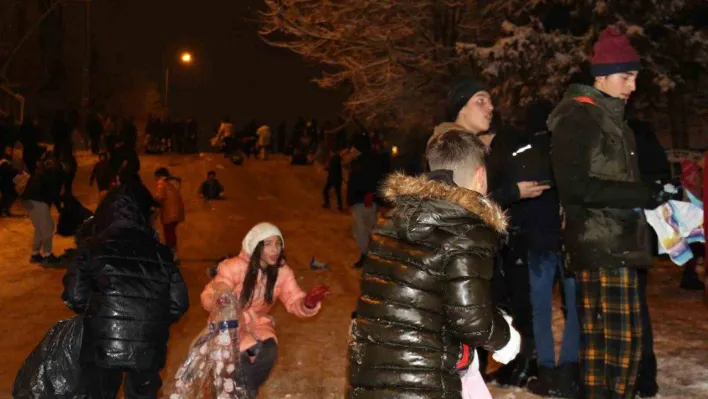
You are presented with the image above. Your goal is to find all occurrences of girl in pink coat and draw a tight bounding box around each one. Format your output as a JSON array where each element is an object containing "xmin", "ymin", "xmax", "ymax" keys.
[{"xmin": 201, "ymin": 222, "xmax": 329, "ymax": 397}]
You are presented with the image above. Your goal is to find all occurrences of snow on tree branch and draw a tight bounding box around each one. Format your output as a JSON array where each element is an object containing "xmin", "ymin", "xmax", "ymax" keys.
[{"xmin": 259, "ymin": 0, "xmax": 500, "ymax": 128}]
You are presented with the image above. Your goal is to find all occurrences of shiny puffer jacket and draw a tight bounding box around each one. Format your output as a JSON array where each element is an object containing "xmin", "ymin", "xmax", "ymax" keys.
[
  {"xmin": 349, "ymin": 171, "xmax": 511, "ymax": 399},
  {"xmin": 62, "ymin": 183, "xmax": 189, "ymax": 370}
]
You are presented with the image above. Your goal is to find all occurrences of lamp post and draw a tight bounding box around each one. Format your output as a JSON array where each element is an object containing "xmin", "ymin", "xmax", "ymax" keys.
[{"xmin": 164, "ymin": 51, "xmax": 193, "ymax": 115}]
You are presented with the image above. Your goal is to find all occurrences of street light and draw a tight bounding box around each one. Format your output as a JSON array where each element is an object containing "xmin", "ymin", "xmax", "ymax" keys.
[{"xmin": 165, "ymin": 51, "xmax": 194, "ymax": 114}]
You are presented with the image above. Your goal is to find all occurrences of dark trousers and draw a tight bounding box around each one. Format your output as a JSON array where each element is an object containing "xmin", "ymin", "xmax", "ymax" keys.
[
  {"xmin": 240, "ymin": 338, "xmax": 278, "ymax": 398},
  {"xmin": 636, "ymin": 269, "xmax": 658, "ymax": 394},
  {"xmin": 498, "ymin": 233, "xmax": 534, "ymax": 345},
  {"xmin": 163, "ymin": 222, "xmax": 178, "ymax": 249},
  {"xmin": 322, "ymin": 179, "xmax": 342, "ymax": 209},
  {"xmin": 84, "ymin": 367, "xmax": 162, "ymax": 399},
  {"xmin": 0, "ymin": 190, "xmax": 17, "ymax": 212}
]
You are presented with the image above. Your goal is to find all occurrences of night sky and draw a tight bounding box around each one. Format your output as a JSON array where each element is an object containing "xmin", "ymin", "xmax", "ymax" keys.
[{"xmin": 91, "ymin": 0, "xmax": 346, "ymax": 130}]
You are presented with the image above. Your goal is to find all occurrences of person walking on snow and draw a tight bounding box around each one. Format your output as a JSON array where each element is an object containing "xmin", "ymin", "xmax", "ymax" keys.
[
  {"xmin": 62, "ymin": 178, "xmax": 189, "ymax": 399},
  {"xmin": 548, "ymin": 27, "xmax": 672, "ymax": 399},
  {"xmin": 346, "ymin": 133, "xmax": 383, "ymax": 268},
  {"xmin": 322, "ymin": 148, "xmax": 343, "ymax": 211},
  {"xmin": 201, "ymin": 222, "xmax": 329, "ymax": 397},
  {"xmin": 348, "ymin": 129, "xmax": 521, "ymax": 399},
  {"xmin": 21, "ymin": 151, "xmax": 63, "ymax": 265},
  {"xmin": 153, "ymin": 167, "xmax": 185, "ymax": 261}
]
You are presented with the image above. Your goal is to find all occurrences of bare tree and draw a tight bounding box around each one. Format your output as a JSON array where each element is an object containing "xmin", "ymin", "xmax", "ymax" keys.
[{"xmin": 259, "ymin": 0, "xmax": 500, "ymax": 129}]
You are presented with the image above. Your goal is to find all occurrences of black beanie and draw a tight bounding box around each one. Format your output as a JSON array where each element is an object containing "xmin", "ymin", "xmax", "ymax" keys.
[{"xmin": 445, "ymin": 77, "xmax": 489, "ymax": 122}]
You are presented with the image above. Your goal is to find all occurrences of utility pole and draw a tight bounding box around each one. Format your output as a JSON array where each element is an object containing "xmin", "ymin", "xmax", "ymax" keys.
[
  {"xmin": 81, "ymin": 0, "xmax": 90, "ymax": 131},
  {"xmin": 165, "ymin": 67, "xmax": 169, "ymax": 115}
]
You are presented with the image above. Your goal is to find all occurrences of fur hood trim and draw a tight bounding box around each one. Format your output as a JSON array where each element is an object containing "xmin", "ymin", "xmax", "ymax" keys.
[{"xmin": 382, "ymin": 172, "xmax": 507, "ymax": 233}]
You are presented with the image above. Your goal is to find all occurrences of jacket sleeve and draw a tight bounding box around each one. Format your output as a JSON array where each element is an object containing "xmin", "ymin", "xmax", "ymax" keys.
[
  {"xmin": 551, "ymin": 108, "xmax": 654, "ymax": 209},
  {"xmin": 278, "ymin": 266, "xmax": 320, "ymax": 317},
  {"xmin": 443, "ymin": 251, "xmax": 511, "ymax": 351},
  {"xmin": 200, "ymin": 258, "xmax": 243, "ymax": 313},
  {"xmin": 61, "ymin": 248, "xmax": 93, "ymax": 313},
  {"xmin": 489, "ymin": 184, "xmax": 520, "ymax": 208},
  {"xmin": 169, "ymin": 266, "xmax": 190, "ymax": 321}
]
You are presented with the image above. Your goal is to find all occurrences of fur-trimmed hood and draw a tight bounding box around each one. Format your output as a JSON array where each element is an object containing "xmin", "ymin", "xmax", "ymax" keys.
[{"xmin": 381, "ymin": 172, "xmax": 507, "ymax": 233}]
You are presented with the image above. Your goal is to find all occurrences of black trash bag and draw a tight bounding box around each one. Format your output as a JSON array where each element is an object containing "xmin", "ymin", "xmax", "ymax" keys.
[
  {"xmin": 56, "ymin": 196, "xmax": 93, "ymax": 237},
  {"xmin": 13, "ymin": 316, "xmax": 84, "ymax": 399}
]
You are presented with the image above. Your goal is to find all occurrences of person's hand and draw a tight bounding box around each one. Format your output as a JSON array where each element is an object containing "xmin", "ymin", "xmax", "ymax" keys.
[
  {"xmin": 304, "ymin": 284, "xmax": 330, "ymax": 309},
  {"xmin": 518, "ymin": 181, "xmax": 551, "ymax": 199},
  {"xmin": 215, "ymin": 293, "xmax": 232, "ymax": 309}
]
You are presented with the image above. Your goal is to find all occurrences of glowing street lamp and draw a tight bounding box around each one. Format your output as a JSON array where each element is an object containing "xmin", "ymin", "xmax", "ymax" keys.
[{"xmin": 166, "ymin": 51, "xmax": 195, "ymax": 113}]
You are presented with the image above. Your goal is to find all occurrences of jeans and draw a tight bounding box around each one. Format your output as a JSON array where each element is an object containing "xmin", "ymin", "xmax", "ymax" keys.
[
  {"xmin": 528, "ymin": 250, "xmax": 580, "ymax": 368},
  {"xmin": 241, "ymin": 338, "xmax": 278, "ymax": 397},
  {"xmin": 24, "ymin": 200, "xmax": 54, "ymax": 255},
  {"xmin": 351, "ymin": 203, "xmax": 378, "ymax": 254}
]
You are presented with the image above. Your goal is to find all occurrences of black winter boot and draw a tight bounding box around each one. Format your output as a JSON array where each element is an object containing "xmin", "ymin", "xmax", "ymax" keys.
[
  {"xmin": 527, "ymin": 366, "xmax": 555, "ymax": 397},
  {"xmin": 491, "ymin": 354, "xmax": 538, "ymax": 388},
  {"xmin": 635, "ymin": 355, "xmax": 659, "ymax": 398},
  {"xmin": 527, "ymin": 363, "xmax": 579, "ymax": 398}
]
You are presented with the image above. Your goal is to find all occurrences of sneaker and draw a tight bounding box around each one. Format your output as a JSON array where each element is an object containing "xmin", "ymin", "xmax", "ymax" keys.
[
  {"xmin": 43, "ymin": 254, "xmax": 61, "ymax": 264},
  {"xmin": 29, "ymin": 254, "xmax": 44, "ymax": 263}
]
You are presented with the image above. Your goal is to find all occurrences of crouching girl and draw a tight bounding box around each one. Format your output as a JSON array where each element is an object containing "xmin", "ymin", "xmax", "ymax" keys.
[{"xmin": 201, "ymin": 222, "xmax": 329, "ymax": 397}]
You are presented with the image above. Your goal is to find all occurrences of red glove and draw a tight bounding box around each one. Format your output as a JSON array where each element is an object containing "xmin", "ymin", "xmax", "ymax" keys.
[
  {"xmin": 304, "ymin": 284, "xmax": 330, "ymax": 309},
  {"xmin": 364, "ymin": 192, "xmax": 375, "ymax": 207}
]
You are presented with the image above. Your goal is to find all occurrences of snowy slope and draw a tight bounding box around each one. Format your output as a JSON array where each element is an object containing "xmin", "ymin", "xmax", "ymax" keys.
[{"xmin": 0, "ymin": 154, "xmax": 706, "ymax": 398}]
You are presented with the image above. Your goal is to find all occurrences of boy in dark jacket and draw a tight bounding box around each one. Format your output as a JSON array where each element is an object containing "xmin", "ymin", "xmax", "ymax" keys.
[
  {"xmin": 348, "ymin": 129, "xmax": 520, "ymax": 399},
  {"xmin": 549, "ymin": 28, "xmax": 671, "ymax": 399},
  {"xmin": 200, "ymin": 170, "xmax": 224, "ymax": 200},
  {"xmin": 89, "ymin": 152, "xmax": 114, "ymax": 202},
  {"xmin": 62, "ymin": 178, "xmax": 189, "ymax": 399}
]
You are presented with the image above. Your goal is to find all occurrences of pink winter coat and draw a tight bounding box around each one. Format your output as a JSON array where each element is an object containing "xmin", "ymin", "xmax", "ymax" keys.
[{"xmin": 200, "ymin": 252, "xmax": 320, "ymax": 352}]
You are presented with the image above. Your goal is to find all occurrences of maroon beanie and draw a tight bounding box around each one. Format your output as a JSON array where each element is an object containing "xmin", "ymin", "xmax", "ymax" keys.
[{"xmin": 591, "ymin": 27, "xmax": 642, "ymax": 77}]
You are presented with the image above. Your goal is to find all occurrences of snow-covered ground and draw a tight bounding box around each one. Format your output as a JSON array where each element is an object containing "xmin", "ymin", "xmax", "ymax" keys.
[{"xmin": 0, "ymin": 153, "xmax": 706, "ymax": 398}]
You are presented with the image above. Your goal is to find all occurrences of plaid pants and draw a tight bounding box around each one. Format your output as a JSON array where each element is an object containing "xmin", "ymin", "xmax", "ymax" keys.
[{"xmin": 577, "ymin": 267, "xmax": 643, "ymax": 399}]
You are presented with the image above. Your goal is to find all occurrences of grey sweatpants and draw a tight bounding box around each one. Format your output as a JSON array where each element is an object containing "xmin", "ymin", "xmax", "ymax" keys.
[
  {"xmin": 24, "ymin": 200, "xmax": 54, "ymax": 255},
  {"xmin": 351, "ymin": 203, "xmax": 378, "ymax": 254}
]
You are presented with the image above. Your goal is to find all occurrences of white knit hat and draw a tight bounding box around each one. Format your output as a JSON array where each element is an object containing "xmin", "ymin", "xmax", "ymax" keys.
[{"xmin": 242, "ymin": 222, "xmax": 284, "ymax": 256}]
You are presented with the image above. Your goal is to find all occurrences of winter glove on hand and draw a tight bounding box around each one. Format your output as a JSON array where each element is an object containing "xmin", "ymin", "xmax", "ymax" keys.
[
  {"xmin": 492, "ymin": 314, "xmax": 521, "ymax": 365},
  {"xmin": 304, "ymin": 284, "xmax": 330, "ymax": 309},
  {"xmin": 364, "ymin": 192, "xmax": 375, "ymax": 208},
  {"xmin": 646, "ymin": 182, "xmax": 673, "ymax": 209}
]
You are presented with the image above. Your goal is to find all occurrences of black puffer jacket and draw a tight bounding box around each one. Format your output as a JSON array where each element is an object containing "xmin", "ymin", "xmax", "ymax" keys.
[
  {"xmin": 548, "ymin": 85, "xmax": 656, "ymax": 271},
  {"xmin": 349, "ymin": 171, "xmax": 511, "ymax": 399},
  {"xmin": 62, "ymin": 182, "xmax": 189, "ymax": 370}
]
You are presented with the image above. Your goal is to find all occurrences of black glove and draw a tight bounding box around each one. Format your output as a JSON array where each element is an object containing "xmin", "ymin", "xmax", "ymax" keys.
[{"xmin": 645, "ymin": 182, "xmax": 673, "ymax": 209}]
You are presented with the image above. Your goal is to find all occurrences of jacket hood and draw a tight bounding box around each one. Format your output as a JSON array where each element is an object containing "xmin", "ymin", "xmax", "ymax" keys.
[
  {"xmin": 381, "ymin": 172, "xmax": 507, "ymax": 234},
  {"xmin": 429, "ymin": 122, "xmax": 471, "ymax": 146},
  {"xmin": 92, "ymin": 181, "xmax": 155, "ymax": 236}
]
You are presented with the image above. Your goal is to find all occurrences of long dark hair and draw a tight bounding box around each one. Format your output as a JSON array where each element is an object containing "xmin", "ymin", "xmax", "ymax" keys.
[{"xmin": 239, "ymin": 240, "xmax": 285, "ymax": 308}]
